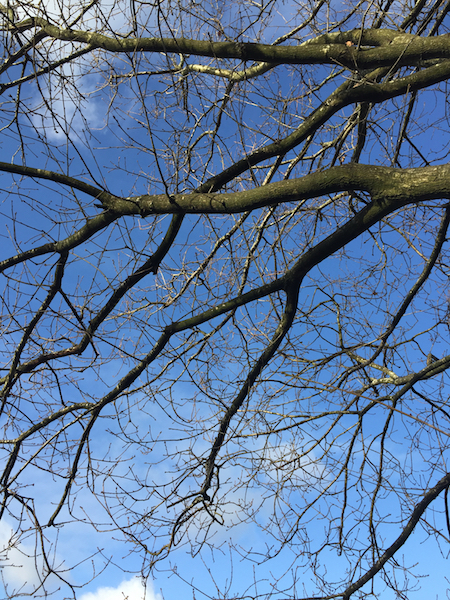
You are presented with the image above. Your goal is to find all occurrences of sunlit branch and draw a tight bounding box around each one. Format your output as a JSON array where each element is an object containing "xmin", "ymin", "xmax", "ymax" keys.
[{"xmin": 13, "ymin": 19, "xmax": 450, "ymax": 71}]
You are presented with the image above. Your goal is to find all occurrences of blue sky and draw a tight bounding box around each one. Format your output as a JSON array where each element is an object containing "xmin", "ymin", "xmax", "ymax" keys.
[{"xmin": 1, "ymin": 1, "xmax": 450, "ymax": 599}]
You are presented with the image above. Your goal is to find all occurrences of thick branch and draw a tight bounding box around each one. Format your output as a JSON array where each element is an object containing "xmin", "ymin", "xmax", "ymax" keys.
[
  {"xmin": 14, "ymin": 20, "xmax": 450, "ymax": 70},
  {"xmin": 104, "ymin": 163, "xmax": 450, "ymax": 214},
  {"xmin": 2, "ymin": 162, "xmax": 450, "ymax": 220}
]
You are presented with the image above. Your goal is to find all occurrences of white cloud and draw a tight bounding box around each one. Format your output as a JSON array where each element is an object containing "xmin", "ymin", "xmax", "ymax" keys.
[
  {"xmin": 0, "ymin": 520, "xmax": 163, "ymax": 600},
  {"xmin": 0, "ymin": 520, "xmax": 48, "ymax": 596},
  {"xmin": 78, "ymin": 577, "xmax": 163, "ymax": 600}
]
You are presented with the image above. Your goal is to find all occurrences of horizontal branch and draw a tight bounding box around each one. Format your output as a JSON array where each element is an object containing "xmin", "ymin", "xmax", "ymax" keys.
[
  {"xmin": 2, "ymin": 161, "xmax": 450, "ymax": 220},
  {"xmin": 107, "ymin": 163, "xmax": 450, "ymax": 214},
  {"xmin": 14, "ymin": 20, "xmax": 450, "ymax": 70}
]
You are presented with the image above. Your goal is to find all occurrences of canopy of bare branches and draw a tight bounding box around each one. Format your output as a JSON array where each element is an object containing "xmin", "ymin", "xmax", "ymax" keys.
[{"xmin": 1, "ymin": 0, "xmax": 450, "ymax": 598}]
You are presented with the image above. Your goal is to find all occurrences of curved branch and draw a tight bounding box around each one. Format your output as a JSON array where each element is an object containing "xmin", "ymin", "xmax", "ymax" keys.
[
  {"xmin": 0, "ymin": 161, "xmax": 111, "ymax": 199},
  {"xmin": 201, "ymin": 284, "xmax": 301, "ymax": 498},
  {"xmin": 0, "ymin": 210, "xmax": 118, "ymax": 272}
]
